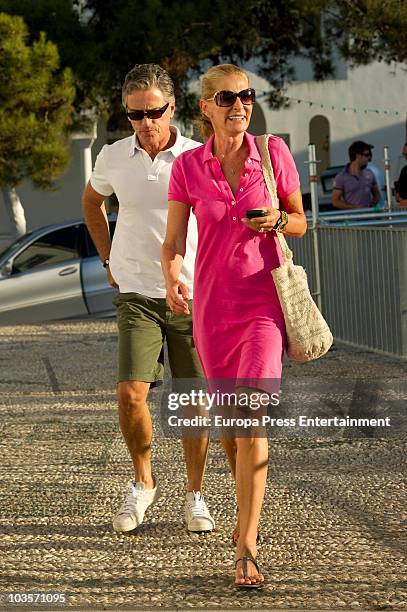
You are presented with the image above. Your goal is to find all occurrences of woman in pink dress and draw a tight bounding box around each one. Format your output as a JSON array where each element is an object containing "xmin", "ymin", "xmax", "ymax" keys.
[{"xmin": 161, "ymin": 64, "xmax": 306, "ymax": 587}]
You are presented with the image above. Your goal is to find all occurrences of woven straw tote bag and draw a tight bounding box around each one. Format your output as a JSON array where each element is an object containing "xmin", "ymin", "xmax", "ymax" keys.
[{"xmin": 256, "ymin": 134, "xmax": 333, "ymax": 361}]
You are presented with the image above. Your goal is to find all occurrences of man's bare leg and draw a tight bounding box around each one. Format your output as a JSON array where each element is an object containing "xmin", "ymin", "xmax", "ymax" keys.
[
  {"xmin": 221, "ymin": 437, "xmax": 237, "ymax": 479},
  {"xmin": 118, "ymin": 381, "xmax": 210, "ymax": 491},
  {"xmin": 117, "ymin": 380, "xmax": 154, "ymax": 488},
  {"xmin": 180, "ymin": 406, "xmax": 214, "ymax": 531},
  {"xmin": 182, "ymin": 436, "xmax": 209, "ymax": 491}
]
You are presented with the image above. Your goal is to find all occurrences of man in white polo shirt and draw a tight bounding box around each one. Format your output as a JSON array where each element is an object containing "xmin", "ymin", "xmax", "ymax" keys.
[{"xmin": 82, "ymin": 64, "xmax": 213, "ymax": 534}]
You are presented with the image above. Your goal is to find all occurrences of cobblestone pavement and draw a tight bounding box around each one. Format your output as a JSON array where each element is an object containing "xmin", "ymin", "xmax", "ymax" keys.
[{"xmin": 0, "ymin": 319, "xmax": 406, "ymax": 611}]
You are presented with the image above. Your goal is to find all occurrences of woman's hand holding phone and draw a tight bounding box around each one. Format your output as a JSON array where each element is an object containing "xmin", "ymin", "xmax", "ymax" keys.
[{"xmin": 242, "ymin": 207, "xmax": 281, "ymax": 233}]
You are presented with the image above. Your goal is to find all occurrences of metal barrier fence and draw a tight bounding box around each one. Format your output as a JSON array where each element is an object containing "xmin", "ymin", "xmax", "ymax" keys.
[{"xmin": 287, "ymin": 226, "xmax": 407, "ymax": 359}]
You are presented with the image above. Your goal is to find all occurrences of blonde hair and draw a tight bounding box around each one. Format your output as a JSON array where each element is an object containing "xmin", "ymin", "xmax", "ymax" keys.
[{"xmin": 195, "ymin": 64, "xmax": 249, "ymax": 140}]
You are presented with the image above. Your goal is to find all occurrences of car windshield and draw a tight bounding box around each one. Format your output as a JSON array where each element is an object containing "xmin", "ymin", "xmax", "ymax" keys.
[{"xmin": 0, "ymin": 232, "xmax": 33, "ymax": 262}]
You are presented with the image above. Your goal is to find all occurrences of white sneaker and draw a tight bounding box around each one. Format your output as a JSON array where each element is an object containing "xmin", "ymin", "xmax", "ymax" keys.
[
  {"xmin": 113, "ymin": 478, "xmax": 160, "ymax": 532},
  {"xmin": 185, "ymin": 491, "xmax": 215, "ymax": 532}
]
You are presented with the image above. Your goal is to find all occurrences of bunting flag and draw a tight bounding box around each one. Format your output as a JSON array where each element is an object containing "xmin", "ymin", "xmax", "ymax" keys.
[{"xmin": 256, "ymin": 91, "xmax": 403, "ymax": 117}]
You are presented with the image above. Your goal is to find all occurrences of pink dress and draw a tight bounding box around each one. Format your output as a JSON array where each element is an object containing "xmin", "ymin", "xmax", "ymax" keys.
[{"xmin": 168, "ymin": 132, "xmax": 300, "ymax": 390}]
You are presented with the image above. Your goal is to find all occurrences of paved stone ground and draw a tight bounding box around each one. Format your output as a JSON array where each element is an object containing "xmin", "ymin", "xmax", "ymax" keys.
[{"xmin": 0, "ymin": 319, "xmax": 406, "ymax": 611}]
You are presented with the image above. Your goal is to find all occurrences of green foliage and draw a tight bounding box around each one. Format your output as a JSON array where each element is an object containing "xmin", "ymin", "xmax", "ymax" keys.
[
  {"xmin": 0, "ymin": 13, "xmax": 75, "ymax": 189},
  {"xmin": 71, "ymin": 0, "xmax": 407, "ymax": 122},
  {"xmin": 0, "ymin": 0, "xmax": 405, "ymax": 128},
  {"xmin": 0, "ymin": 0, "xmax": 103, "ymax": 119},
  {"xmin": 325, "ymin": 0, "xmax": 407, "ymax": 65},
  {"xmin": 71, "ymin": 0, "xmax": 339, "ymax": 121}
]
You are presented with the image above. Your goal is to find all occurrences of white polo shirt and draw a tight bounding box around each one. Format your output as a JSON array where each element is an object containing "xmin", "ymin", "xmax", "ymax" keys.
[{"xmin": 90, "ymin": 126, "xmax": 201, "ymax": 297}]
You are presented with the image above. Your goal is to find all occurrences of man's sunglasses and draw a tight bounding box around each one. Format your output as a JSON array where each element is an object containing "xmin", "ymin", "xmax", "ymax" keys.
[
  {"xmin": 126, "ymin": 102, "xmax": 169, "ymax": 121},
  {"xmin": 207, "ymin": 88, "xmax": 256, "ymax": 107}
]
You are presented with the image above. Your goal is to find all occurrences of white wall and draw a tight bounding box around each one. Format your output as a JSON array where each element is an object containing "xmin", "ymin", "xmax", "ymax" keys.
[{"xmin": 248, "ymin": 62, "xmax": 407, "ymax": 188}]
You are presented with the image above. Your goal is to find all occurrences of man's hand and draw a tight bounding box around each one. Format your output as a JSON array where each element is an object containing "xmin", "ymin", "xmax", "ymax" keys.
[
  {"xmin": 166, "ymin": 281, "xmax": 190, "ymax": 315},
  {"xmin": 332, "ymin": 190, "xmax": 364, "ymax": 210},
  {"xmin": 107, "ymin": 266, "xmax": 119, "ymax": 289},
  {"xmin": 241, "ymin": 207, "xmax": 280, "ymax": 232},
  {"xmin": 371, "ymin": 184, "xmax": 380, "ymax": 206}
]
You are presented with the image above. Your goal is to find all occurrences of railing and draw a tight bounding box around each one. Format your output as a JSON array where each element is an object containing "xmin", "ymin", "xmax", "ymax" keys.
[
  {"xmin": 311, "ymin": 208, "xmax": 407, "ymax": 227},
  {"xmin": 287, "ymin": 225, "xmax": 407, "ymax": 358},
  {"xmin": 293, "ymin": 146, "xmax": 407, "ymax": 358}
]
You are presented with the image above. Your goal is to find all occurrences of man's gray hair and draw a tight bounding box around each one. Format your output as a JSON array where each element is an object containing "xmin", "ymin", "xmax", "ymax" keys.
[{"xmin": 122, "ymin": 64, "xmax": 175, "ymax": 107}]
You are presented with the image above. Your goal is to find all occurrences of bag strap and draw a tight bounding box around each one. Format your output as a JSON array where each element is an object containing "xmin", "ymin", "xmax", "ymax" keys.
[{"xmin": 255, "ymin": 134, "xmax": 293, "ymax": 263}]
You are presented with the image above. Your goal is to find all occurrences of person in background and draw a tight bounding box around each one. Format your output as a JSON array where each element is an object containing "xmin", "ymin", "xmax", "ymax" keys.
[
  {"xmin": 395, "ymin": 142, "xmax": 407, "ymax": 205},
  {"xmin": 332, "ymin": 140, "xmax": 380, "ymax": 209},
  {"xmin": 161, "ymin": 63, "xmax": 306, "ymax": 588},
  {"xmin": 367, "ymin": 148, "xmax": 386, "ymax": 209},
  {"xmin": 82, "ymin": 64, "xmax": 214, "ymax": 535}
]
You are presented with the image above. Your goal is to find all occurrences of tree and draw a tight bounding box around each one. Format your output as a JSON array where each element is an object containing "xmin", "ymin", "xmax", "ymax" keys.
[
  {"xmin": 0, "ymin": 0, "xmax": 405, "ymax": 130},
  {"xmin": 71, "ymin": 0, "xmax": 338, "ymax": 118},
  {"xmin": 329, "ymin": 0, "xmax": 407, "ymax": 65},
  {"xmin": 0, "ymin": 13, "xmax": 75, "ymax": 236}
]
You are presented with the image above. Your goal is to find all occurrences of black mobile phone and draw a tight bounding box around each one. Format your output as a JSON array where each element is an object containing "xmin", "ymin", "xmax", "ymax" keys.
[{"xmin": 246, "ymin": 209, "xmax": 268, "ymax": 219}]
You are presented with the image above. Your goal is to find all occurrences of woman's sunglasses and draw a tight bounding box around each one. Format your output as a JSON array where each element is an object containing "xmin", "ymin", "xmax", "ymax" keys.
[
  {"xmin": 126, "ymin": 102, "xmax": 169, "ymax": 121},
  {"xmin": 207, "ymin": 88, "xmax": 256, "ymax": 107}
]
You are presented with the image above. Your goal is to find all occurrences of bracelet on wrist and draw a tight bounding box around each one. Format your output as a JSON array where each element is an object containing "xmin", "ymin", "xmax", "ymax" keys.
[
  {"xmin": 274, "ymin": 210, "xmax": 288, "ymax": 233},
  {"xmin": 273, "ymin": 211, "xmax": 283, "ymax": 231}
]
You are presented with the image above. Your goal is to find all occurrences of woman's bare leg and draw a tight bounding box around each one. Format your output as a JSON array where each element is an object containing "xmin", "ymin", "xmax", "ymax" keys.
[
  {"xmin": 220, "ymin": 437, "xmax": 240, "ymax": 542},
  {"xmin": 234, "ymin": 436, "xmax": 268, "ymax": 585}
]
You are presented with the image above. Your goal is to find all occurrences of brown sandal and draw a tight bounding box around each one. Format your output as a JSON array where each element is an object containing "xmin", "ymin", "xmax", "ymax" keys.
[{"xmin": 234, "ymin": 556, "xmax": 264, "ymax": 589}]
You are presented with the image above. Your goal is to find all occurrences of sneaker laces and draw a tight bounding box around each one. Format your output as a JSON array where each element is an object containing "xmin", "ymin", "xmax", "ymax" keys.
[
  {"xmin": 187, "ymin": 491, "xmax": 207, "ymax": 518},
  {"xmin": 119, "ymin": 484, "xmax": 143, "ymax": 514}
]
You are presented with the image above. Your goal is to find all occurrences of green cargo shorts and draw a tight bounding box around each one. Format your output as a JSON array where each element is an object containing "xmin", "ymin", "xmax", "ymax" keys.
[{"xmin": 112, "ymin": 292, "xmax": 203, "ymax": 385}]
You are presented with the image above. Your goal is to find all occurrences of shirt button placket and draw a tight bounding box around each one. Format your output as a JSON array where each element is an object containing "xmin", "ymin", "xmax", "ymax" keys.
[{"xmin": 230, "ymin": 198, "xmax": 237, "ymax": 226}]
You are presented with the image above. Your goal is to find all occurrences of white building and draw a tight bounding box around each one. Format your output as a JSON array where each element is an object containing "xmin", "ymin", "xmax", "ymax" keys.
[
  {"xmin": 247, "ymin": 60, "xmax": 407, "ymax": 188},
  {"xmin": 1, "ymin": 58, "xmax": 406, "ymax": 247}
]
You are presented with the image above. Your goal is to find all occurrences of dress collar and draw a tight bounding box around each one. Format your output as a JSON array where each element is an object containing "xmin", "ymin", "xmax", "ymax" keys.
[{"xmin": 202, "ymin": 131, "xmax": 262, "ymax": 163}]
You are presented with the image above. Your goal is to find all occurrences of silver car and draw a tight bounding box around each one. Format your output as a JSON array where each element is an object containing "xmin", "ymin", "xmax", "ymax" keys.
[{"xmin": 0, "ymin": 217, "xmax": 117, "ymax": 325}]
